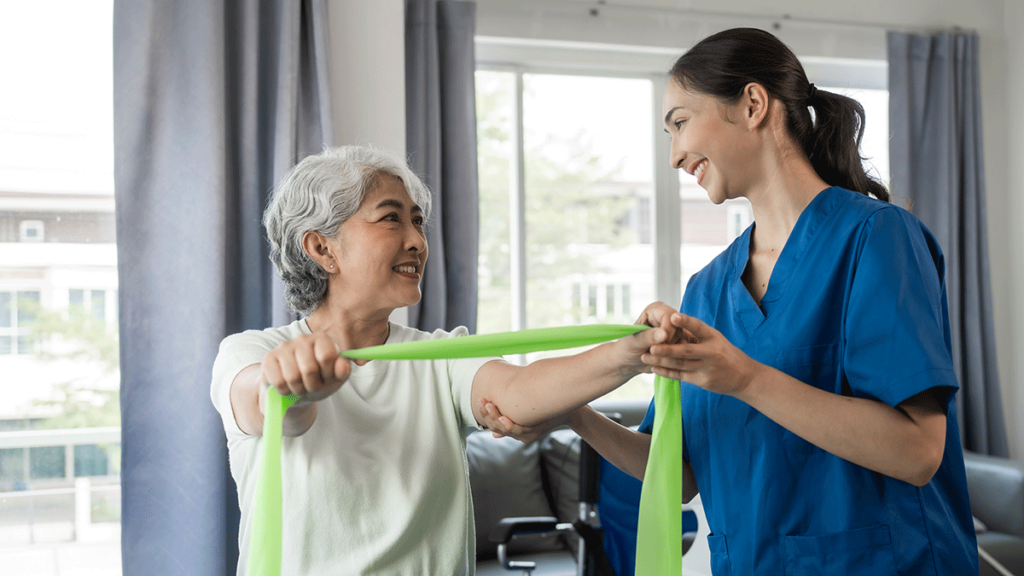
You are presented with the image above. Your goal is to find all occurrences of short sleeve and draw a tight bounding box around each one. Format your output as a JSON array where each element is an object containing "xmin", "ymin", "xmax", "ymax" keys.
[
  {"xmin": 210, "ymin": 331, "xmax": 277, "ymax": 439},
  {"xmin": 842, "ymin": 208, "xmax": 959, "ymax": 407},
  {"xmin": 440, "ymin": 326, "xmax": 501, "ymax": 432}
]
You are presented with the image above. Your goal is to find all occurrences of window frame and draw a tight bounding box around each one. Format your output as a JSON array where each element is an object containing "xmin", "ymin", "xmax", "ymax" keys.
[
  {"xmin": 476, "ymin": 36, "xmax": 887, "ymax": 333},
  {"xmin": 475, "ymin": 62, "xmax": 682, "ymax": 333}
]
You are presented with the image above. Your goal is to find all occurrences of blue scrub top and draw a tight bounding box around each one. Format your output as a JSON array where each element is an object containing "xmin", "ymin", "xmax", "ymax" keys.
[{"xmin": 645, "ymin": 187, "xmax": 978, "ymax": 575}]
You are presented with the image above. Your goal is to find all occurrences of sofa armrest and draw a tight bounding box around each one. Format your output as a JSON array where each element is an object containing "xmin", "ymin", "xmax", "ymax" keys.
[
  {"xmin": 489, "ymin": 516, "xmax": 568, "ymax": 544},
  {"xmin": 964, "ymin": 451, "xmax": 1024, "ymax": 539},
  {"xmin": 488, "ymin": 516, "xmax": 575, "ymax": 574}
]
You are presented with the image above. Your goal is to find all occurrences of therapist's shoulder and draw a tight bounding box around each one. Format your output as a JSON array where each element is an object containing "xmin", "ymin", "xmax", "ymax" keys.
[
  {"xmin": 849, "ymin": 194, "xmax": 940, "ymax": 253},
  {"xmin": 835, "ymin": 187, "xmax": 918, "ymax": 227}
]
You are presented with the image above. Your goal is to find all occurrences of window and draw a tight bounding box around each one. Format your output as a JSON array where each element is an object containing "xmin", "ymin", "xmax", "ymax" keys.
[
  {"xmin": 476, "ymin": 69, "xmax": 657, "ymax": 398},
  {"xmin": 19, "ymin": 220, "xmax": 45, "ymax": 242},
  {"xmin": 0, "ymin": 291, "xmax": 40, "ymax": 355},
  {"xmin": 0, "ymin": 0, "xmax": 119, "ymax": 571},
  {"xmin": 69, "ymin": 288, "xmax": 114, "ymax": 324},
  {"xmin": 476, "ymin": 42, "xmax": 889, "ymax": 402}
]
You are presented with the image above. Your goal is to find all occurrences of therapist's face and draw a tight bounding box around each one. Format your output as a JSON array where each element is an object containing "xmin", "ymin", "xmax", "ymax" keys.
[{"xmin": 662, "ymin": 80, "xmax": 761, "ymax": 204}]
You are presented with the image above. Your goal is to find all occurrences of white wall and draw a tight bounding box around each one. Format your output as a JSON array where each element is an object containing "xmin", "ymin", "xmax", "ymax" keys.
[
  {"xmin": 991, "ymin": 0, "xmax": 1024, "ymax": 461},
  {"xmin": 327, "ymin": 0, "xmax": 405, "ymax": 152},
  {"xmin": 326, "ymin": 0, "xmax": 410, "ymax": 324},
  {"xmin": 477, "ymin": 0, "xmax": 1024, "ymax": 461}
]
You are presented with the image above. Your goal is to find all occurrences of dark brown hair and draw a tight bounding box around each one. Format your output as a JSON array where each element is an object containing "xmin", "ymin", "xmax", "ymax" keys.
[{"xmin": 670, "ymin": 28, "xmax": 890, "ymax": 203}]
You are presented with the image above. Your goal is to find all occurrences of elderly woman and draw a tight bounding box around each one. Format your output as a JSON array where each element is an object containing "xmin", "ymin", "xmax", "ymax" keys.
[{"xmin": 210, "ymin": 145, "xmax": 667, "ymax": 576}]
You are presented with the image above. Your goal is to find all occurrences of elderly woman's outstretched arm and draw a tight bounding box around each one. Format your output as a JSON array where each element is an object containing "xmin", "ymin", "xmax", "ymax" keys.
[{"xmin": 469, "ymin": 325, "xmax": 670, "ymax": 428}]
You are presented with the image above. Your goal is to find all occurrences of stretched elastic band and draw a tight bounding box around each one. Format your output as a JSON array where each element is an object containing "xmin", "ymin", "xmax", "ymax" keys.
[{"xmin": 247, "ymin": 323, "xmax": 666, "ymax": 576}]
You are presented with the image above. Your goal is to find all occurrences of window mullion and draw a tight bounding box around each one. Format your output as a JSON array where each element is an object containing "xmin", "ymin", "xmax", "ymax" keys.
[
  {"xmin": 510, "ymin": 69, "xmax": 528, "ymax": 337},
  {"xmin": 652, "ymin": 74, "xmax": 681, "ymax": 307}
]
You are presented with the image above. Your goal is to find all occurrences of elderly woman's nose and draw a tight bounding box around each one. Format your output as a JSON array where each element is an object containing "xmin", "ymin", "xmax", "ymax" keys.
[{"xmin": 406, "ymin": 223, "xmax": 426, "ymax": 251}]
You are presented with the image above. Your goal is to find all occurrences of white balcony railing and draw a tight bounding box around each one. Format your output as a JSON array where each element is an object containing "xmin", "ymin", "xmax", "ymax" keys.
[{"xmin": 0, "ymin": 426, "xmax": 121, "ymax": 544}]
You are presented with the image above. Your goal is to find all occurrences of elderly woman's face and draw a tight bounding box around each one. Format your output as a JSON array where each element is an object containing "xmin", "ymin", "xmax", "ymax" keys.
[{"xmin": 332, "ymin": 174, "xmax": 428, "ymax": 311}]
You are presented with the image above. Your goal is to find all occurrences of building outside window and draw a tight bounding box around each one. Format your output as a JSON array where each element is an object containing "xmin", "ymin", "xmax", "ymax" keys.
[{"xmin": 0, "ymin": 2, "xmax": 120, "ymax": 574}]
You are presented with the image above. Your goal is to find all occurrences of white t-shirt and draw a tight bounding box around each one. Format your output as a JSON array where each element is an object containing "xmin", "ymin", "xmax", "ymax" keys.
[{"xmin": 210, "ymin": 319, "xmax": 496, "ymax": 576}]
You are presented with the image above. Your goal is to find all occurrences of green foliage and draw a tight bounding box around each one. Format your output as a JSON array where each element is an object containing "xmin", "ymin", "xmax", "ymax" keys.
[
  {"xmin": 25, "ymin": 303, "xmax": 120, "ymax": 429},
  {"xmin": 29, "ymin": 305, "xmax": 118, "ymax": 371},
  {"xmin": 475, "ymin": 71, "xmax": 638, "ymax": 332}
]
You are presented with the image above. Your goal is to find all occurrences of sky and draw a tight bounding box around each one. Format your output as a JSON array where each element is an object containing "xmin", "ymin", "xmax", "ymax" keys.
[{"xmin": 0, "ymin": 0, "xmax": 115, "ymax": 195}]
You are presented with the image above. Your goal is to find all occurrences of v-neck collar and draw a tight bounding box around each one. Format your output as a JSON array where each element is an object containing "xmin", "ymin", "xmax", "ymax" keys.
[{"xmin": 728, "ymin": 187, "xmax": 842, "ymax": 336}]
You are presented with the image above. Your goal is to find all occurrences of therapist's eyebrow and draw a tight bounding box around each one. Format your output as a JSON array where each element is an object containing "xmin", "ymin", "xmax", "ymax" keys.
[{"xmin": 664, "ymin": 106, "xmax": 685, "ymax": 127}]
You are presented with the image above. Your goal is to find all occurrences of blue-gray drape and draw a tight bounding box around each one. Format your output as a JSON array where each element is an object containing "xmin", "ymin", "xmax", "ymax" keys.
[
  {"xmin": 405, "ymin": 0, "xmax": 480, "ymax": 333},
  {"xmin": 887, "ymin": 31, "xmax": 1009, "ymax": 457},
  {"xmin": 113, "ymin": 1, "xmax": 332, "ymax": 573}
]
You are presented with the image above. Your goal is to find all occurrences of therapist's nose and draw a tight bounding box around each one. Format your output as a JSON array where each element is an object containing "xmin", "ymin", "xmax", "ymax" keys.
[{"xmin": 669, "ymin": 138, "xmax": 688, "ymax": 171}]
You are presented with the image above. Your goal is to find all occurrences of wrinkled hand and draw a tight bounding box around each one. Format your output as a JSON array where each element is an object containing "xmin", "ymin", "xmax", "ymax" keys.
[
  {"xmin": 643, "ymin": 313, "xmax": 761, "ymax": 397},
  {"xmin": 261, "ymin": 333, "xmax": 352, "ymax": 407},
  {"xmin": 478, "ymin": 397, "xmax": 571, "ymax": 443}
]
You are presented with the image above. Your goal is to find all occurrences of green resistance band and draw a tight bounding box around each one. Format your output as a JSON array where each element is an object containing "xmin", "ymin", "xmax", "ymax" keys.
[
  {"xmin": 636, "ymin": 374, "xmax": 683, "ymax": 576},
  {"xmin": 247, "ymin": 323, "xmax": 681, "ymax": 576}
]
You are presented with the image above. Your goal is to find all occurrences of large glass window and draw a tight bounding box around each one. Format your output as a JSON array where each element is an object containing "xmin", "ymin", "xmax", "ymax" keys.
[
  {"xmin": 0, "ymin": 1, "xmax": 120, "ymax": 573},
  {"xmin": 476, "ymin": 63, "xmax": 889, "ymax": 403},
  {"xmin": 477, "ymin": 70, "xmax": 657, "ymax": 398}
]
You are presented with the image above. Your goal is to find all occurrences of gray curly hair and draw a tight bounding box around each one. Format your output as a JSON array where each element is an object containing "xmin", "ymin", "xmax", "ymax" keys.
[{"xmin": 263, "ymin": 145, "xmax": 432, "ymax": 316}]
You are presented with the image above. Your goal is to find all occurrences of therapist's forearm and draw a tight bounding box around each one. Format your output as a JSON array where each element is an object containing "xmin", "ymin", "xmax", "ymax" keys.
[
  {"xmin": 568, "ymin": 406, "xmax": 699, "ymax": 502},
  {"xmin": 734, "ymin": 364, "xmax": 945, "ymax": 486},
  {"xmin": 569, "ymin": 406, "xmax": 651, "ymax": 480}
]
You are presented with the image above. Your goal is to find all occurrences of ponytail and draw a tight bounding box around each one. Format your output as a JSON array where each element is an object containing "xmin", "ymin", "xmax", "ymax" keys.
[
  {"xmin": 669, "ymin": 28, "xmax": 890, "ymax": 203},
  {"xmin": 805, "ymin": 89, "xmax": 890, "ymax": 203}
]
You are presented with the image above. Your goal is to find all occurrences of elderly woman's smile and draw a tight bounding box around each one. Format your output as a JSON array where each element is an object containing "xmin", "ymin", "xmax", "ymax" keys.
[
  {"xmin": 328, "ymin": 174, "xmax": 429, "ymax": 311},
  {"xmin": 393, "ymin": 263, "xmax": 421, "ymax": 278}
]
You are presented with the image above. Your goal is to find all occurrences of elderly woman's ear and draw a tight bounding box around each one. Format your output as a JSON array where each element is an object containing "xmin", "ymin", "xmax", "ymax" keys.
[{"xmin": 302, "ymin": 230, "xmax": 337, "ymax": 273}]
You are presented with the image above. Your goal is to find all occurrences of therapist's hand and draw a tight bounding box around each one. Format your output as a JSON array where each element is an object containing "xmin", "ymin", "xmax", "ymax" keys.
[
  {"xmin": 636, "ymin": 301, "xmax": 685, "ymax": 338},
  {"xmin": 477, "ymin": 397, "xmax": 571, "ymax": 443},
  {"xmin": 642, "ymin": 313, "xmax": 761, "ymax": 396}
]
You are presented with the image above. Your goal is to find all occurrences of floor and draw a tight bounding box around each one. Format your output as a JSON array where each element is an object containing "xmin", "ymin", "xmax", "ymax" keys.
[{"xmin": 0, "ymin": 522, "xmax": 121, "ymax": 576}]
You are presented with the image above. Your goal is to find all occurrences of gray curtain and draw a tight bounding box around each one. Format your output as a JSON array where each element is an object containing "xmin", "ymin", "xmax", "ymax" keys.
[
  {"xmin": 113, "ymin": 1, "xmax": 332, "ymax": 574},
  {"xmin": 405, "ymin": 0, "xmax": 480, "ymax": 333},
  {"xmin": 888, "ymin": 31, "xmax": 1009, "ymax": 457}
]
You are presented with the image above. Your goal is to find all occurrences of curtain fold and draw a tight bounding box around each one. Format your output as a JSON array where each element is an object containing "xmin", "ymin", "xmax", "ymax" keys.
[
  {"xmin": 405, "ymin": 0, "xmax": 480, "ymax": 334},
  {"xmin": 113, "ymin": 1, "xmax": 332, "ymax": 573},
  {"xmin": 887, "ymin": 31, "xmax": 1008, "ymax": 457}
]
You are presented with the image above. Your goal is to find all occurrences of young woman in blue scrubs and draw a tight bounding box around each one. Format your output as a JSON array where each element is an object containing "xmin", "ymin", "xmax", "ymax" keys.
[{"xmin": 481, "ymin": 27, "xmax": 979, "ymax": 575}]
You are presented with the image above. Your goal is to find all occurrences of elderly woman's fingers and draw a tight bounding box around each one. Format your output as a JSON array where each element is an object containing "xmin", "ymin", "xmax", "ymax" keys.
[
  {"xmin": 294, "ymin": 343, "xmax": 325, "ymax": 394},
  {"xmin": 331, "ymin": 356, "xmax": 352, "ymax": 387},
  {"xmin": 278, "ymin": 352, "xmax": 307, "ymax": 397},
  {"xmin": 261, "ymin": 356, "xmax": 287, "ymax": 396},
  {"xmin": 314, "ymin": 336, "xmax": 341, "ymax": 379}
]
